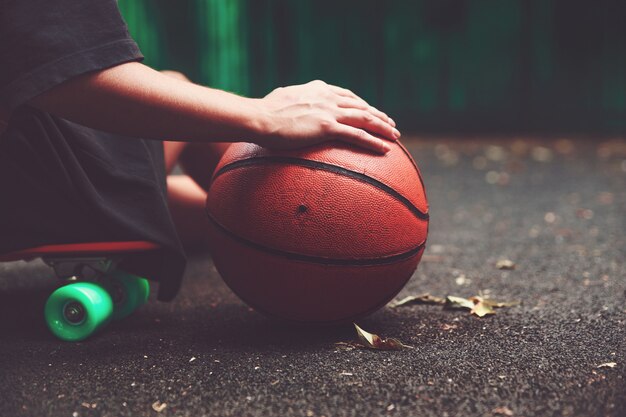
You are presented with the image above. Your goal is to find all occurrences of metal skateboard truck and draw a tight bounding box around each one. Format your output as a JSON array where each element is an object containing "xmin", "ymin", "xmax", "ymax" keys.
[{"xmin": 0, "ymin": 241, "xmax": 159, "ymax": 341}]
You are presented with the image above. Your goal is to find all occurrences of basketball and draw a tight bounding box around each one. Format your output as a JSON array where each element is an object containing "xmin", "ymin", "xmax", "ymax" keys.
[{"xmin": 205, "ymin": 140, "xmax": 429, "ymax": 323}]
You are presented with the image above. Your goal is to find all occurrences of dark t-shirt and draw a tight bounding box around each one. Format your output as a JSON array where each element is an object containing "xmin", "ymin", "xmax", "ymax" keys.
[{"xmin": 0, "ymin": 0, "xmax": 187, "ymax": 301}]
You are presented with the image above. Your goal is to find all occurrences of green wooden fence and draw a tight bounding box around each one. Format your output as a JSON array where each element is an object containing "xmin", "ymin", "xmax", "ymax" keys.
[{"xmin": 118, "ymin": 0, "xmax": 626, "ymax": 133}]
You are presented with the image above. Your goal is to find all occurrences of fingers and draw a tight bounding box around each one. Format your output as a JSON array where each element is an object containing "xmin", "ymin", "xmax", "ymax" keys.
[
  {"xmin": 315, "ymin": 81, "xmax": 398, "ymax": 128},
  {"xmin": 331, "ymin": 124, "xmax": 392, "ymax": 155},
  {"xmin": 331, "ymin": 84, "xmax": 396, "ymax": 127},
  {"xmin": 329, "ymin": 85, "xmax": 363, "ymax": 102},
  {"xmin": 337, "ymin": 99, "xmax": 397, "ymax": 129},
  {"xmin": 336, "ymin": 109, "xmax": 400, "ymax": 142}
]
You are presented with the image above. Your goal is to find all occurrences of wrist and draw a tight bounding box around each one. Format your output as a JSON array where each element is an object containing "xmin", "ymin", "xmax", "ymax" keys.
[{"xmin": 245, "ymin": 98, "xmax": 277, "ymax": 146}]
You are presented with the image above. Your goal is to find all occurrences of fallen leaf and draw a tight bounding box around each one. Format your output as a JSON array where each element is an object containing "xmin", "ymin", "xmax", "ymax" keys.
[
  {"xmin": 470, "ymin": 296, "xmax": 520, "ymax": 317},
  {"xmin": 492, "ymin": 406, "xmax": 514, "ymax": 416},
  {"xmin": 389, "ymin": 293, "xmax": 446, "ymax": 308},
  {"xmin": 496, "ymin": 259, "xmax": 516, "ymax": 270},
  {"xmin": 353, "ymin": 323, "xmax": 413, "ymax": 350},
  {"xmin": 471, "ymin": 301, "xmax": 496, "ymax": 317},
  {"xmin": 444, "ymin": 296, "xmax": 475, "ymax": 310},
  {"xmin": 152, "ymin": 401, "xmax": 167, "ymax": 413},
  {"xmin": 391, "ymin": 293, "xmax": 518, "ymax": 318},
  {"xmin": 480, "ymin": 298, "xmax": 521, "ymax": 308},
  {"xmin": 597, "ymin": 362, "xmax": 617, "ymax": 369}
]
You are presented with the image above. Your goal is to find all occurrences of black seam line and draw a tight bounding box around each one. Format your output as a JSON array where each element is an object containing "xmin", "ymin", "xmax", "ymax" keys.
[
  {"xmin": 207, "ymin": 212, "xmax": 426, "ymax": 266},
  {"xmin": 213, "ymin": 156, "xmax": 430, "ymax": 221},
  {"xmin": 397, "ymin": 141, "xmax": 428, "ymax": 194}
]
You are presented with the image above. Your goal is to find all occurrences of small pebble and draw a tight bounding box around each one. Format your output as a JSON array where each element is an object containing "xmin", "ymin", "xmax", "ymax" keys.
[
  {"xmin": 485, "ymin": 171, "xmax": 500, "ymax": 184},
  {"xmin": 496, "ymin": 259, "xmax": 516, "ymax": 270},
  {"xmin": 544, "ymin": 212, "xmax": 556, "ymax": 223}
]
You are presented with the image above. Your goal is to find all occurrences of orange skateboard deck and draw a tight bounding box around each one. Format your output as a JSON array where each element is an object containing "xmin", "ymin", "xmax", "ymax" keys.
[
  {"xmin": 0, "ymin": 241, "xmax": 160, "ymax": 280},
  {"xmin": 0, "ymin": 241, "xmax": 159, "ymax": 262}
]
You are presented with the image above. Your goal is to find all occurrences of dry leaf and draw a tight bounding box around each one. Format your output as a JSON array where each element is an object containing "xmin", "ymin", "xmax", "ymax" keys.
[
  {"xmin": 444, "ymin": 296, "xmax": 475, "ymax": 310},
  {"xmin": 496, "ymin": 259, "xmax": 516, "ymax": 270},
  {"xmin": 390, "ymin": 293, "xmax": 446, "ymax": 308},
  {"xmin": 470, "ymin": 300, "xmax": 496, "ymax": 317},
  {"xmin": 353, "ymin": 323, "xmax": 413, "ymax": 350},
  {"xmin": 597, "ymin": 362, "xmax": 617, "ymax": 369},
  {"xmin": 470, "ymin": 296, "xmax": 520, "ymax": 317},
  {"xmin": 492, "ymin": 406, "xmax": 514, "ymax": 416},
  {"xmin": 481, "ymin": 298, "xmax": 521, "ymax": 308},
  {"xmin": 446, "ymin": 295, "xmax": 519, "ymax": 317},
  {"xmin": 391, "ymin": 293, "xmax": 518, "ymax": 318},
  {"xmin": 152, "ymin": 401, "xmax": 167, "ymax": 413}
]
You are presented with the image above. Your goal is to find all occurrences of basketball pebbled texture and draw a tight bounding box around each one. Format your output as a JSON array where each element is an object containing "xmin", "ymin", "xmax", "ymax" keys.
[{"xmin": 205, "ymin": 140, "xmax": 429, "ymax": 323}]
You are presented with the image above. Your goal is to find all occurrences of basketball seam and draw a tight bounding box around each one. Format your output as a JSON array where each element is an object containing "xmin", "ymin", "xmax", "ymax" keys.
[
  {"xmin": 206, "ymin": 211, "xmax": 427, "ymax": 266},
  {"xmin": 212, "ymin": 156, "xmax": 430, "ymax": 221},
  {"xmin": 226, "ymin": 248, "xmax": 423, "ymax": 324},
  {"xmin": 397, "ymin": 141, "xmax": 428, "ymax": 199}
]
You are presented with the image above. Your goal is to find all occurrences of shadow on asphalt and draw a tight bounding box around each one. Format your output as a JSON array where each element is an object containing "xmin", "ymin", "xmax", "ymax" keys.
[{"xmin": 0, "ymin": 287, "xmax": 362, "ymax": 351}]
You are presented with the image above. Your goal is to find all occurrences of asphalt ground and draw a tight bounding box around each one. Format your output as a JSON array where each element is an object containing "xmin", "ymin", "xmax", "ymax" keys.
[{"xmin": 0, "ymin": 136, "xmax": 625, "ymax": 417}]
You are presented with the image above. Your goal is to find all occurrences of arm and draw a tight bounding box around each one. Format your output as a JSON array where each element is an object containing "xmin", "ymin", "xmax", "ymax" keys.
[{"xmin": 28, "ymin": 62, "xmax": 400, "ymax": 154}]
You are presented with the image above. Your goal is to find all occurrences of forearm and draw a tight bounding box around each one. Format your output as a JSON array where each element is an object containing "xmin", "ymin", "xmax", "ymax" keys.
[
  {"xmin": 28, "ymin": 62, "xmax": 268, "ymax": 143},
  {"xmin": 28, "ymin": 62, "xmax": 399, "ymax": 154}
]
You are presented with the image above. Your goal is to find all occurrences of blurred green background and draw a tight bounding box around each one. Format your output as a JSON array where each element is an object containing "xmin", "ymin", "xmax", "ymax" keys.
[{"xmin": 118, "ymin": 0, "xmax": 625, "ymax": 133}]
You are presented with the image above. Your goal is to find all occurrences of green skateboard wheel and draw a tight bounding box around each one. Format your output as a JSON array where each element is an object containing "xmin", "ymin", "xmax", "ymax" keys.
[
  {"xmin": 44, "ymin": 283, "xmax": 113, "ymax": 342},
  {"xmin": 136, "ymin": 276, "xmax": 150, "ymax": 306},
  {"xmin": 106, "ymin": 271, "xmax": 150, "ymax": 320}
]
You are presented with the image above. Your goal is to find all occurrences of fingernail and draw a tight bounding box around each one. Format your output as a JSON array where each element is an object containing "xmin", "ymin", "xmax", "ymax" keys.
[
  {"xmin": 389, "ymin": 118, "xmax": 396, "ymax": 127},
  {"xmin": 393, "ymin": 128, "xmax": 401, "ymax": 139},
  {"xmin": 382, "ymin": 143, "xmax": 392, "ymax": 153}
]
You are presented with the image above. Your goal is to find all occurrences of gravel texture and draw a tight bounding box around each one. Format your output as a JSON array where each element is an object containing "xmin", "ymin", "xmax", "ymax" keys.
[{"xmin": 1, "ymin": 137, "xmax": 625, "ymax": 417}]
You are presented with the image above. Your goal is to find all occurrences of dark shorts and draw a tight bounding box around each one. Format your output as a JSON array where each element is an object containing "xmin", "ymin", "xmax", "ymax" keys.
[{"xmin": 0, "ymin": 106, "xmax": 186, "ymax": 301}]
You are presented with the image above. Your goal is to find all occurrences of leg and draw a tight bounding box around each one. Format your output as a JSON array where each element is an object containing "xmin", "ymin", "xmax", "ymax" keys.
[
  {"xmin": 163, "ymin": 137, "xmax": 210, "ymax": 247},
  {"xmin": 163, "ymin": 140, "xmax": 187, "ymax": 173},
  {"xmin": 177, "ymin": 142, "xmax": 230, "ymax": 191},
  {"xmin": 165, "ymin": 143, "xmax": 229, "ymax": 247},
  {"xmin": 166, "ymin": 175, "xmax": 212, "ymax": 247}
]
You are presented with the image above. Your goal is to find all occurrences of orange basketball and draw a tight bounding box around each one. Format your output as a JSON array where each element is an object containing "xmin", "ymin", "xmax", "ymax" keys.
[{"xmin": 205, "ymin": 140, "xmax": 429, "ymax": 323}]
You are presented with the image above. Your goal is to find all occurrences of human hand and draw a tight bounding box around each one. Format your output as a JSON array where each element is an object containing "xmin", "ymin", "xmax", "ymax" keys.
[{"xmin": 258, "ymin": 80, "xmax": 400, "ymax": 154}]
